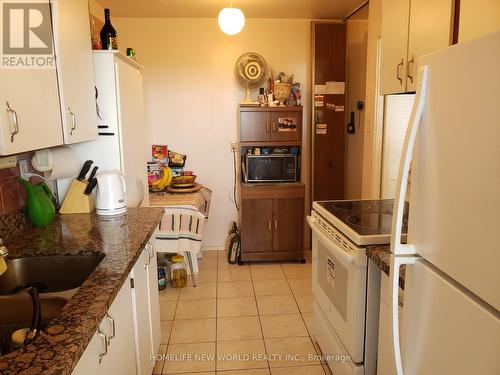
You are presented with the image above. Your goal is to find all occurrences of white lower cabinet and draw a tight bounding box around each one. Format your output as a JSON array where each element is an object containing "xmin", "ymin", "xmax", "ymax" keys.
[
  {"xmin": 73, "ymin": 242, "xmax": 161, "ymax": 375},
  {"xmin": 72, "ymin": 277, "xmax": 136, "ymax": 374},
  {"xmin": 131, "ymin": 241, "xmax": 161, "ymax": 375},
  {"xmin": 376, "ymin": 272, "xmax": 403, "ymax": 375}
]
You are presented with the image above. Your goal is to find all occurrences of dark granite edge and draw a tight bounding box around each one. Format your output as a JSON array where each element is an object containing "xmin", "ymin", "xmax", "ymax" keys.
[
  {"xmin": 366, "ymin": 245, "xmax": 406, "ymax": 289},
  {"xmin": 0, "ymin": 207, "xmax": 164, "ymax": 375}
]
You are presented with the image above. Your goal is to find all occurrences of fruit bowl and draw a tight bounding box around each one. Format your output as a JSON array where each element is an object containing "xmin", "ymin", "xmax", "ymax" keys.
[{"xmin": 172, "ymin": 175, "xmax": 197, "ymax": 186}]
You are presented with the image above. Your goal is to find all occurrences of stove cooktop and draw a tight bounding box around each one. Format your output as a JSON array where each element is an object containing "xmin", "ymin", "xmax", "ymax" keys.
[{"xmin": 312, "ymin": 199, "xmax": 408, "ymax": 246}]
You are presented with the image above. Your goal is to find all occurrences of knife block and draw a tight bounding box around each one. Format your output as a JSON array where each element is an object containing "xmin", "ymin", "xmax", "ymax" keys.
[{"xmin": 59, "ymin": 179, "xmax": 94, "ymax": 214}]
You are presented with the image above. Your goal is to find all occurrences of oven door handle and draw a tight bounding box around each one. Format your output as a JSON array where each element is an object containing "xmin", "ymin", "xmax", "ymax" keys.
[{"xmin": 307, "ymin": 216, "xmax": 355, "ymax": 263}]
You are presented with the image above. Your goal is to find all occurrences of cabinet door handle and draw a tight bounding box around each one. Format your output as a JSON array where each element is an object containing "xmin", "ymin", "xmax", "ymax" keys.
[
  {"xmin": 106, "ymin": 313, "xmax": 116, "ymax": 345},
  {"xmin": 68, "ymin": 107, "xmax": 77, "ymax": 135},
  {"xmin": 274, "ymin": 219, "xmax": 278, "ymax": 231},
  {"xmin": 149, "ymin": 244, "xmax": 155, "ymax": 260},
  {"xmin": 144, "ymin": 247, "xmax": 151, "ymax": 266},
  {"xmin": 266, "ymin": 121, "xmax": 270, "ymax": 132},
  {"xmin": 272, "ymin": 122, "xmax": 276, "ymax": 132},
  {"xmin": 98, "ymin": 329, "xmax": 108, "ymax": 364},
  {"xmin": 5, "ymin": 102, "xmax": 19, "ymax": 143},
  {"xmin": 268, "ymin": 219, "xmax": 272, "ymax": 231},
  {"xmin": 396, "ymin": 58, "xmax": 404, "ymax": 84},
  {"xmin": 407, "ymin": 55, "xmax": 415, "ymax": 84}
]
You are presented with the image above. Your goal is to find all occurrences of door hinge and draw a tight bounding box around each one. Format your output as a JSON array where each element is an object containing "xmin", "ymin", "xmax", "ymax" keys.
[{"xmin": 130, "ymin": 278, "xmax": 135, "ymax": 288}]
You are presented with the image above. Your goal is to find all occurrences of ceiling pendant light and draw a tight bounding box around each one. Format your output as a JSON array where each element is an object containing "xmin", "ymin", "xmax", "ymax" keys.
[{"xmin": 218, "ymin": 7, "xmax": 245, "ymax": 35}]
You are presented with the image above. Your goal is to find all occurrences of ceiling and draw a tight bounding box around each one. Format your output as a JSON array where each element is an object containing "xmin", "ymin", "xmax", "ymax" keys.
[{"xmin": 97, "ymin": 0, "xmax": 367, "ymax": 19}]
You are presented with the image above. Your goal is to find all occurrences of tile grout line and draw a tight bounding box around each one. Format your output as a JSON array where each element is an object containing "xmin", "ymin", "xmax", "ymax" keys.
[
  {"xmin": 250, "ymin": 263, "xmax": 272, "ymax": 374},
  {"xmin": 281, "ymin": 262, "xmax": 323, "ymax": 362},
  {"xmin": 214, "ymin": 251, "xmax": 219, "ymax": 373}
]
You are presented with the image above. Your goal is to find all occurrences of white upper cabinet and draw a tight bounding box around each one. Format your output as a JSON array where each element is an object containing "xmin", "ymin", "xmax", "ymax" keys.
[
  {"xmin": 52, "ymin": 0, "xmax": 98, "ymax": 144},
  {"xmin": 0, "ymin": 1, "xmax": 63, "ymax": 155},
  {"xmin": 406, "ymin": 0, "xmax": 454, "ymax": 91},
  {"xmin": 380, "ymin": 0, "xmax": 454, "ymax": 94},
  {"xmin": 380, "ymin": 0, "xmax": 410, "ymax": 95},
  {"xmin": 458, "ymin": 0, "xmax": 500, "ymax": 43}
]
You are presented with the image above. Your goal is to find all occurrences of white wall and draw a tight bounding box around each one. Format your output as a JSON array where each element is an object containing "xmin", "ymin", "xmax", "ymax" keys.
[
  {"xmin": 113, "ymin": 18, "xmax": 312, "ymax": 249},
  {"xmin": 361, "ymin": 0, "xmax": 384, "ymax": 198},
  {"xmin": 345, "ymin": 18, "xmax": 368, "ymax": 199}
]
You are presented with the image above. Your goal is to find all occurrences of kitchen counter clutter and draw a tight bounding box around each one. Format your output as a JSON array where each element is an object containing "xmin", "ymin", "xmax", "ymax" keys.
[
  {"xmin": 0, "ymin": 207, "xmax": 163, "ymax": 374},
  {"xmin": 366, "ymin": 244, "xmax": 405, "ymax": 289}
]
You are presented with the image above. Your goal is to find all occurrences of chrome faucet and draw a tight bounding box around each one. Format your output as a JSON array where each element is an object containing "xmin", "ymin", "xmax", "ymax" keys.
[{"xmin": 0, "ymin": 239, "xmax": 8, "ymax": 258}]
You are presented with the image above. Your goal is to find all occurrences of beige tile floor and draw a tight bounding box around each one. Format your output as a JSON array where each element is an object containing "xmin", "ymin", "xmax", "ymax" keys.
[{"xmin": 154, "ymin": 250, "xmax": 332, "ymax": 375}]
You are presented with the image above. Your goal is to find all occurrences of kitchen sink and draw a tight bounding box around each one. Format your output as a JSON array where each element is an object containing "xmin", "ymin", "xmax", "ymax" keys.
[
  {"xmin": 0, "ymin": 253, "xmax": 105, "ymax": 295},
  {"xmin": 0, "ymin": 254, "xmax": 105, "ymax": 355}
]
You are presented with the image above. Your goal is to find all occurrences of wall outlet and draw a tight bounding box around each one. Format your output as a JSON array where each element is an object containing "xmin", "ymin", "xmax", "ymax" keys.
[
  {"xmin": 19, "ymin": 160, "xmax": 29, "ymax": 179},
  {"xmin": 230, "ymin": 142, "xmax": 237, "ymax": 151}
]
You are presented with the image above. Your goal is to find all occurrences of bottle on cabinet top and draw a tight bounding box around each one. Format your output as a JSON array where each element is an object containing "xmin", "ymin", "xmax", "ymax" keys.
[{"xmin": 100, "ymin": 8, "xmax": 118, "ymax": 50}]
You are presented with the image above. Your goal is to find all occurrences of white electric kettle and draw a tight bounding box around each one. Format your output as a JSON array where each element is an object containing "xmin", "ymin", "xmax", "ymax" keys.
[{"xmin": 96, "ymin": 171, "xmax": 127, "ymax": 216}]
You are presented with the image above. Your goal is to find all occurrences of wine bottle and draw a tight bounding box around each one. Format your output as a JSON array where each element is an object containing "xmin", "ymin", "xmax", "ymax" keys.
[{"xmin": 100, "ymin": 8, "xmax": 118, "ymax": 50}]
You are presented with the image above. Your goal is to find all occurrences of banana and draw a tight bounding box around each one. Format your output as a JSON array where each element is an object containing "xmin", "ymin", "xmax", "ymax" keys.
[{"xmin": 152, "ymin": 166, "xmax": 172, "ymax": 189}]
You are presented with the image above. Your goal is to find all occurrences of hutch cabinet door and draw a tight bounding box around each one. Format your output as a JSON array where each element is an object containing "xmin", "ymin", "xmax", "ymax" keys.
[
  {"xmin": 241, "ymin": 198, "xmax": 273, "ymax": 253},
  {"xmin": 240, "ymin": 111, "xmax": 270, "ymax": 142},
  {"xmin": 270, "ymin": 111, "xmax": 302, "ymax": 142},
  {"xmin": 272, "ymin": 198, "xmax": 304, "ymax": 252}
]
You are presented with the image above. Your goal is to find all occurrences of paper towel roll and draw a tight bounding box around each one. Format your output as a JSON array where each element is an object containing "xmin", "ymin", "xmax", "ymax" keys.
[{"xmin": 43, "ymin": 147, "xmax": 79, "ymax": 180}]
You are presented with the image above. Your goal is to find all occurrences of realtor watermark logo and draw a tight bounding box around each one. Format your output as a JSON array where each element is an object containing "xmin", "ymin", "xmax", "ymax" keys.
[{"xmin": 1, "ymin": 0, "xmax": 55, "ymax": 69}]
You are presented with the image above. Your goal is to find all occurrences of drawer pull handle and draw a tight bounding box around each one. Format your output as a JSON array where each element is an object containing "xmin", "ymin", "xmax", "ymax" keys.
[
  {"xmin": 266, "ymin": 121, "xmax": 270, "ymax": 132},
  {"xmin": 106, "ymin": 313, "xmax": 116, "ymax": 344},
  {"xmin": 98, "ymin": 329, "xmax": 108, "ymax": 363}
]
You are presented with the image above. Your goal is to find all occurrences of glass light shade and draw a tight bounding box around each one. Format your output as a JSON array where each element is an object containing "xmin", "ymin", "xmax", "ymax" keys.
[{"xmin": 218, "ymin": 7, "xmax": 245, "ymax": 35}]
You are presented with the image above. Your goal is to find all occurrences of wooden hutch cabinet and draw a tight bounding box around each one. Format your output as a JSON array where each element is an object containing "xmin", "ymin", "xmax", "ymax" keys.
[
  {"xmin": 238, "ymin": 106, "xmax": 305, "ymax": 263},
  {"xmin": 240, "ymin": 107, "xmax": 303, "ymax": 144}
]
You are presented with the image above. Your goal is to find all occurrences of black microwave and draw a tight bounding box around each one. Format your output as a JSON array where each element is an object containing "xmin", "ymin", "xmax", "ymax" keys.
[{"xmin": 244, "ymin": 154, "xmax": 298, "ymax": 182}]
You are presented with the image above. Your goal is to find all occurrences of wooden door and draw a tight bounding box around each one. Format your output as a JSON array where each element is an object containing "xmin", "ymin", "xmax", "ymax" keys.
[
  {"xmin": 406, "ymin": 0, "xmax": 454, "ymax": 91},
  {"xmin": 313, "ymin": 23, "xmax": 346, "ymax": 201},
  {"xmin": 240, "ymin": 111, "xmax": 270, "ymax": 142},
  {"xmin": 272, "ymin": 198, "xmax": 303, "ymax": 253},
  {"xmin": 241, "ymin": 198, "xmax": 273, "ymax": 253},
  {"xmin": 270, "ymin": 111, "xmax": 302, "ymax": 142},
  {"xmin": 52, "ymin": 0, "xmax": 98, "ymax": 144},
  {"xmin": 379, "ymin": 0, "xmax": 410, "ymax": 94}
]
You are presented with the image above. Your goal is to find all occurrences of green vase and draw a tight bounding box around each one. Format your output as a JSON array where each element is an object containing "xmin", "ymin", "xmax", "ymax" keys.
[{"xmin": 18, "ymin": 178, "xmax": 55, "ymax": 227}]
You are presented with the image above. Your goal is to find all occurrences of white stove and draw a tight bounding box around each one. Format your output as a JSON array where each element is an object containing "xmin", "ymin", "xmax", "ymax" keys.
[
  {"xmin": 308, "ymin": 199, "xmax": 407, "ymax": 375},
  {"xmin": 313, "ymin": 199, "xmax": 408, "ymax": 246}
]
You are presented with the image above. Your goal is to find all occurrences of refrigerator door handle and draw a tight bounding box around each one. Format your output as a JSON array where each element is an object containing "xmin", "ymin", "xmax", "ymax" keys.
[
  {"xmin": 390, "ymin": 255, "xmax": 420, "ymax": 375},
  {"xmin": 390, "ymin": 65, "xmax": 429, "ymax": 256}
]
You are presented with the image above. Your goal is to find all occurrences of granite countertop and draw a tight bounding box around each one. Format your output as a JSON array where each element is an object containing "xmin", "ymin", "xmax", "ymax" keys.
[
  {"xmin": 0, "ymin": 207, "xmax": 164, "ymax": 375},
  {"xmin": 366, "ymin": 245, "xmax": 406, "ymax": 290}
]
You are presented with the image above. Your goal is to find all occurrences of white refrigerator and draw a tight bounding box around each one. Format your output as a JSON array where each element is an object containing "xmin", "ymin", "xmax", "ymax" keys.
[
  {"xmin": 389, "ymin": 31, "xmax": 500, "ymax": 375},
  {"xmin": 57, "ymin": 51, "xmax": 150, "ymax": 207}
]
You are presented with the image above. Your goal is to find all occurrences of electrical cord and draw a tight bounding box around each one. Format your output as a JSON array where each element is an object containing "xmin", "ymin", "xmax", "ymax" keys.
[{"xmin": 231, "ymin": 148, "xmax": 240, "ymax": 211}]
